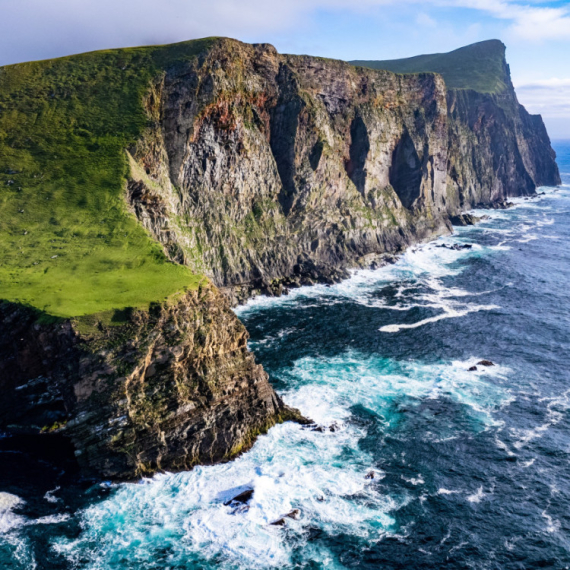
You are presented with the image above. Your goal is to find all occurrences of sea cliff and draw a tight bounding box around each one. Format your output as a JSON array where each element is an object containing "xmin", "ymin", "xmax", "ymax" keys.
[{"xmin": 0, "ymin": 38, "xmax": 560, "ymax": 479}]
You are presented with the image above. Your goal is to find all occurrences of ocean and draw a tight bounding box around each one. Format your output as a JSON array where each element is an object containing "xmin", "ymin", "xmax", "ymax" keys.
[{"xmin": 1, "ymin": 140, "xmax": 569, "ymax": 569}]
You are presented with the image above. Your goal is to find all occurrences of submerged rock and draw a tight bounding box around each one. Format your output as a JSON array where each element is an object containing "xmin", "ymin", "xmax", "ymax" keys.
[
  {"xmin": 270, "ymin": 508, "xmax": 301, "ymax": 526},
  {"xmin": 437, "ymin": 243, "xmax": 473, "ymax": 251},
  {"xmin": 224, "ymin": 489, "xmax": 254, "ymax": 506}
]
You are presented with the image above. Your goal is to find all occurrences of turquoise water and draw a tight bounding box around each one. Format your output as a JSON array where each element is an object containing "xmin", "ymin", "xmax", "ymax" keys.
[{"xmin": 1, "ymin": 141, "xmax": 570, "ymax": 569}]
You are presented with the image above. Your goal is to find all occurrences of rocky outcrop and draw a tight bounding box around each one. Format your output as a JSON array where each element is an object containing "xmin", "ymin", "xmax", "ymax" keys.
[
  {"xmin": 444, "ymin": 86, "xmax": 560, "ymax": 211},
  {"xmin": 351, "ymin": 41, "xmax": 560, "ymax": 213},
  {"xmin": 0, "ymin": 282, "xmax": 301, "ymax": 480},
  {"xmin": 128, "ymin": 39, "xmax": 451, "ymax": 300}
]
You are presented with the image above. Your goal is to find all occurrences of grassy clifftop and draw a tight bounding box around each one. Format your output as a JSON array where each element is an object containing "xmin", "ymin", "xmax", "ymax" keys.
[
  {"xmin": 351, "ymin": 40, "xmax": 510, "ymax": 94},
  {"xmin": 0, "ymin": 39, "xmax": 216, "ymax": 318}
]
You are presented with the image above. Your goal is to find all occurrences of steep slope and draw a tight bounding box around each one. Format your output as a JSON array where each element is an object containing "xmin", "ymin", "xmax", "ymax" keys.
[
  {"xmin": 0, "ymin": 283, "xmax": 299, "ymax": 480},
  {"xmin": 0, "ymin": 41, "xmax": 212, "ymax": 318},
  {"xmin": 351, "ymin": 40, "xmax": 561, "ymax": 209},
  {"xmin": 0, "ymin": 39, "xmax": 302, "ymax": 479},
  {"xmin": 352, "ymin": 39, "xmax": 510, "ymax": 93}
]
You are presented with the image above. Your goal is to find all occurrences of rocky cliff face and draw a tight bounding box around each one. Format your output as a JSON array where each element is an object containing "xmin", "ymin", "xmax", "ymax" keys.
[
  {"xmin": 129, "ymin": 40, "xmax": 451, "ymax": 301},
  {"xmin": 444, "ymin": 81, "xmax": 560, "ymax": 211},
  {"xmin": 0, "ymin": 282, "xmax": 299, "ymax": 480},
  {"xmin": 351, "ymin": 41, "xmax": 560, "ymax": 213}
]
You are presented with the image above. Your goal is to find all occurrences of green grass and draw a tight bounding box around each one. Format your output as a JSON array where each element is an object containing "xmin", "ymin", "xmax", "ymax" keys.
[
  {"xmin": 351, "ymin": 40, "xmax": 510, "ymax": 94},
  {"xmin": 0, "ymin": 38, "xmax": 217, "ymax": 318}
]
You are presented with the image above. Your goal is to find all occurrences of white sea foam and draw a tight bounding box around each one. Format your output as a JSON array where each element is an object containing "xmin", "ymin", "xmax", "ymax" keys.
[
  {"xmin": 54, "ymin": 416, "xmax": 398, "ymax": 569},
  {"xmin": 53, "ymin": 350, "xmax": 513, "ymax": 569},
  {"xmin": 380, "ymin": 303, "xmax": 499, "ymax": 333},
  {"xmin": 511, "ymin": 389, "xmax": 570, "ymax": 449},
  {"xmin": 542, "ymin": 511, "xmax": 561, "ymax": 533},
  {"xmin": 33, "ymin": 514, "xmax": 70, "ymax": 525},
  {"xmin": 44, "ymin": 487, "xmax": 61, "ymax": 504},
  {"xmin": 236, "ymin": 230, "xmax": 493, "ymax": 320},
  {"xmin": 283, "ymin": 352, "xmax": 513, "ymax": 428},
  {"xmin": 466, "ymin": 486, "xmax": 485, "ymax": 503},
  {"xmin": 0, "ymin": 493, "xmax": 25, "ymax": 534},
  {"xmin": 402, "ymin": 475, "xmax": 424, "ymax": 486},
  {"xmin": 238, "ymin": 231, "xmax": 504, "ymax": 335}
]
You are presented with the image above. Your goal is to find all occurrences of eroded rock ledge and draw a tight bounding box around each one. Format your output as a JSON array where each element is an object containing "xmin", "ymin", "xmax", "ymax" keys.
[{"xmin": 0, "ymin": 282, "xmax": 302, "ymax": 480}]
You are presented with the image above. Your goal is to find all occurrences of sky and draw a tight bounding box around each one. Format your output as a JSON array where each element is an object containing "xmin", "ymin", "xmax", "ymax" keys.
[{"xmin": 1, "ymin": 0, "xmax": 569, "ymax": 138}]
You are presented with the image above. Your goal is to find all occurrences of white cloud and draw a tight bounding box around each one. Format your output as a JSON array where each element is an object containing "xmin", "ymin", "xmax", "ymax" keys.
[
  {"xmin": 416, "ymin": 12, "xmax": 438, "ymax": 27},
  {"xmin": 442, "ymin": 0, "xmax": 570, "ymax": 41},
  {"xmin": 1, "ymin": 0, "xmax": 569, "ymax": 66},
  {"xmin": 516, "ymin": 78, "xmax": 570, "ymax": 118}
]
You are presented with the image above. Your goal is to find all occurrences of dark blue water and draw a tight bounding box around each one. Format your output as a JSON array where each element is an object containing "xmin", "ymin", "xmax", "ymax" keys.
[{"xmin": 1, "ymin": 141, "xmax": 569, "ymax": 569}]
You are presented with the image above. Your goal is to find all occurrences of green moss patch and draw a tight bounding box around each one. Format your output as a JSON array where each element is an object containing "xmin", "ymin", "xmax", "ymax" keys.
[{"xmin": 0, "ymin": 39, "xmax": 216, "ymax": 318}]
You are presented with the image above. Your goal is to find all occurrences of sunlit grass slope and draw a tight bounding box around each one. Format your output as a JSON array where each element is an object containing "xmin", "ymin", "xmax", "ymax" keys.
[
  {"xmin": 0, "ymin": 39, "xmax": 216, "ymax": 318},
  {"xmin": 351, "ymin": 40, "xmax": 509, "ymax": 94}
]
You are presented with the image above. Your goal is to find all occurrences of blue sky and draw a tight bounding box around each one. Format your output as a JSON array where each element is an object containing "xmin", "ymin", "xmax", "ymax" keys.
[{"xmin": 1, "ymin": 0, "xmax": 569, "ymax": 137}]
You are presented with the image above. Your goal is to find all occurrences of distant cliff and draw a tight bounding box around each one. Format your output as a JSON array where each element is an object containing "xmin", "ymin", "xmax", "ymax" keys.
[
  {"xmin": 0, "ymin": 37, "xmax": 560, "ymax": 480},
  {"xmin": 351, "ymin": 40, "xmax": 561, "ymax": 210}
]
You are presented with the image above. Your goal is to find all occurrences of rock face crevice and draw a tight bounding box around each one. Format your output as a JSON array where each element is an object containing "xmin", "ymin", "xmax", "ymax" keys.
[
  {"xmin": 346, "ymin": 114, "xmax": 370, "ymax": 196},
  {"xmin": 389, "ymin": 129, "xmax": 423, "ymax": 210}
]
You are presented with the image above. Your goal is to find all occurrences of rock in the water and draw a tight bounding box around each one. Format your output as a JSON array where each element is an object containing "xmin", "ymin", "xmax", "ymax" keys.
[
  {"xmin": 270, "ymin": 508, "xmax": 301, "ymax": 525},
  {"xmin": 437, "ymin": 243, "xmax": 473, "ymax": 251},
  {"xmin": 308, "ymin": 421, "xmax": 339, "ymax": 433},
  {"xmin": 365, "ymin": 471, "xmax": 375, "ymax": 480},
  {"xmin": 224, "ymin": 488, "xmax": 254, "ymax": 506},
  {"xmin": 469, "ymin": 365, "xmax": 478, "ymax": 371},
  {"xmin": 477, "ymin": 360, "xmax": 495, "ymax": 367},
  {"xmin": 450, "ymin": 213, "xmax": 480, "ymax": 226}
]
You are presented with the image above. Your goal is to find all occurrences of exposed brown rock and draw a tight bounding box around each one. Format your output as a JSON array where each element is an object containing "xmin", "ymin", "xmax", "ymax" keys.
[{"xmin": 0, "ymin": 282, "xmax": 301, "ymax": 480}]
